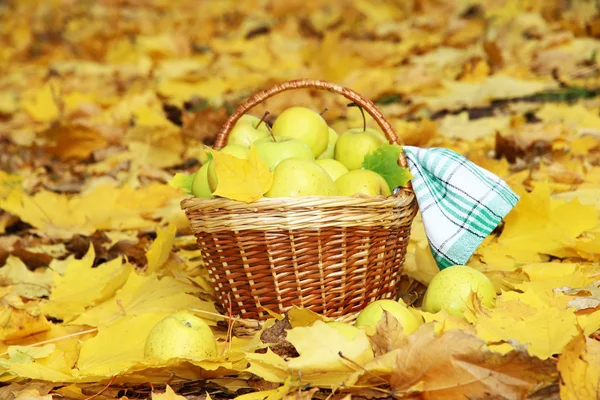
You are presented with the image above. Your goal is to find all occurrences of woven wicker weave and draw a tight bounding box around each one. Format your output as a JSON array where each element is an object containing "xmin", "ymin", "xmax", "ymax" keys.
[{"xmin": 181, "ymin": 79, "xmax": 418, "ymax": 321}]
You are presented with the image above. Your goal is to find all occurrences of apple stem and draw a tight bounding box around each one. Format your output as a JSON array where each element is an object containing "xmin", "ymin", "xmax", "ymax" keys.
[
  {"xmin": 266, "ymin": 124, "xmax": 277, "ymax": 142},
  {"xmin": 347, "ymin": 102, "xmax": 366, "ymax": 131},
  {"xmin": 320, "ymin": 107, "xmax": 328, "ymax": 116},
  {"xmin": 255, "ymin": 111, "xmax": 270, "ymax": 129}
]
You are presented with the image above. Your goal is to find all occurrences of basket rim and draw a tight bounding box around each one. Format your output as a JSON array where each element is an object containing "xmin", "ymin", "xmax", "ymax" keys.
[{"xmin": 181, "ymin": 190, "xmax": 416, "ymax": 210}]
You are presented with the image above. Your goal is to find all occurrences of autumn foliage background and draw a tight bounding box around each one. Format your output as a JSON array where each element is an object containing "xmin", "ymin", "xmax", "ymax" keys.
[{"xmin": 1, "ymin": 0, "xmax": 600, "ymax": 399}]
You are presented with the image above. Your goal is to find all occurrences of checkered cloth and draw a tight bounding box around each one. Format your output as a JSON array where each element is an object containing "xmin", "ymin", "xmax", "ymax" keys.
[{"xmin": 403, "ymin": 146, "xmax": 520, "ymax": 270}]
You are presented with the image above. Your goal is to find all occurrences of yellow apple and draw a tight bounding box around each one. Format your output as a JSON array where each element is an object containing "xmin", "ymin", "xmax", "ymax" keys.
[
  {"xmin": 335, "ymin": 169, "xmax": 391, "ymax": 197},
  {"xmin": 191, "ymin": 162, "xmax": 212, "ymax": 198},
  {"xmin": 355, "ymin": 299, "xmax": 422, "ymax": 335},
  {"xmin": 254, "ymin": 136, "xmax": 314, "ymax": 171},
  {"xmin": 264, "ymin": 158, "xmax": 337, "ymax": 197},
  {"xmin": 422, "ymin": 265, "xmax": 497, "ymax": 319},
  {"xmin": 272, "ymin": 107, "xmax": 329, "ymax": 157},
  {"xmin": 226, "ymin": 114, "xmax": 271, "ymax": 147},
  {"xmin": 317, "ymin": 127, "xmax": 339, "ymax": 159},
  {"xmin": 334, "ymin": 128, "xmax": 387, "ymax": 170},
  {"xmin": 207, "ymin": 144, "xmax": 249, "ymax": 192},
  {"xmin": 316, "ymin": 158, "xmax": 349, "ymax": 181},
  {"xmin": 144, "ymin": 311, "xmax": 217, "ymax": 361}
]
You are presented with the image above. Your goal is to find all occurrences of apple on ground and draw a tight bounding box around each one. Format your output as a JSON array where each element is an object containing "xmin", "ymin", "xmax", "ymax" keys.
[
  {"xmin": 354, "ymin": 299, "xmax": 423, "ymax": 335},
  {"xmin": 317, "ymin": 127, "xmax": 339, "ymax": 159},
  {"xmin": 422, "ymin": 265, "xmax": 497, "ymax": 319},
  {"xmin": 272, "ymin": 106, "xmax": 329, "ymax": 158},
  {"xmin": 191, "ymin": 162, "xmax": 213, "ymax": 198},
  {"xmin": 316, "ymin": 158, "xmax": 349, "ymax": 181},
  {"xmin": 226, "ymin": 114, "xmax": 271, "ymax": 147},
  {"xmin": 335, "ymin": 169, "xmax": 391, "ymax": 197},
  {"xmin": 265, "ymin": 158, "xmax": 337, "ymax": 197},
  {"xmin": 207, "ymin": 144, "xmax": 249, "ymax": 192},
  {"xmin": 254, "ymin": 136, "xmax": 314, "ymax": 171},
  {"xmin": 144, "ymin": 311, "xmax": 217, "ymax": 361},
  {"xmin": 334, "ymin": 128, "xmax": 387, "ymax": 170}
]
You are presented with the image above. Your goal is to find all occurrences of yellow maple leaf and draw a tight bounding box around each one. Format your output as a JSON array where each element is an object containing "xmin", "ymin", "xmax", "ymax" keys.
[
  {"xmin": 286, "ymin": 320, "xmax": 374, "ymax": 375},
  {"xmin": 576, "ymin": 309, "xmax": 600, "ymax": 337},
  {"xmin": 70, "ymin": 273, "xmax": 217, "ymax": 327},
  {"xmin": 473, "ymin": 295, "xmax": 579, "ymax": 359},
  {"xmin": 0, "ymin": 183, "xmax": 184, "ymax": 239},
  {"xmin": 40, "ymin": 245, "xmax": 133, "ymax": 323},
  {"xmin": 75, "ymin": 312, "xmax": 170, "ymax": 378},
  {"xmin": 478, "ymin": 181, "xmax": 598, "ymax": 264},
  {"xmin": 557, "ymin": 333, "xmax": 600, "ymax": 400},
  {"xmin": 20, "ymin": 81, "xmax": 61, "ymax": 123},
  {"xmin": 145, "ymin": 223, "xmax": 177, "ymax": 275},
  {"xmin": 211, "ymin": 145, "xmax": 273, "ymax": 203}
]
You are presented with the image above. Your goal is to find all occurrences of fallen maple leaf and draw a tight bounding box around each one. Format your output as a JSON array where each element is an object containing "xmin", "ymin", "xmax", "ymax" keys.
[
  {"xmin": 286, "ymin": 320, "xmax": 374, "ymax": 377},
  {"xmin": 557, "ymin": 333, "xmax": 600, "ymax": 400},
  {"xmin": 40, "ymin": 245, "xmax": 133, "ymax": 323},
  {"xmin": 477, "ymin": 181, "xmax": 598, "ymax": 264},
  {"xmin": 145, "ymin": 223, "xmax": 177, "ymax": 275},
  {"xmin": 390, "ymin": 324, "xmax": 557, "ymax": 400},
  {"xmin": 211, "ymin": 145, "xmax": 273, "ymax": 203},
  {"xmin": 471, "ymin": 293, "xmax": 579, "ymax": 359},
  {"xmin": 69, "ymin": 272, "xmax": 217, "ymax": 327}
]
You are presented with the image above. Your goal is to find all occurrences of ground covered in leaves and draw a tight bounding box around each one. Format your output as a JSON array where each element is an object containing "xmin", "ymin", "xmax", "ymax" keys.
[{"xmin": 1, "ymin": 0, "xmax": 600, "ymax": 399}]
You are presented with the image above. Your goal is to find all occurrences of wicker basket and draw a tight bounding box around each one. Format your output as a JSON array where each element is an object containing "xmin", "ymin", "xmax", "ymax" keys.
[{"xmin": 181, "ymin": 79, "xmax": 418, "ymax": 321}]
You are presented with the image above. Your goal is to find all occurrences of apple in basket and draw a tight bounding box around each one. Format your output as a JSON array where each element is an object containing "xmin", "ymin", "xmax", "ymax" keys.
[{"xmin": 177, "ymin": 104, "xmax": 412, "ymax": 200}]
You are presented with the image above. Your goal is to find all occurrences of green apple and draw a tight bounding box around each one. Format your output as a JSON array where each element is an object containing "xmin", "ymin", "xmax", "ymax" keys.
[
  {"xmin": 191, "ymin": 162, "xmax": 213, "ymax": 198},
  {"xmin": 355, "ymin": 299, "xmax": 422, "ymax": 335},
  {"xmin": 144, "ymin": 311, "xmax": 217, "ymax": 360},
  {"xmin": 207, "ymin": 144, "xmax": 249, "ymax": 192},
  {"xmin": 334, "ymin": 128, "xmax": 387, "ymax": 170},
  {"xmin": 272, "ymin": 106, "xmax": 329, "ymax": 157},
  {"xmin": 254, "ymin": 136, "xmax": 314, "ymax": 171},
  {"xmin": 335, "ymin": 169, "xmax": 391, "ymax": 197},
  {"xmin": 316, "ymin": 158, "xmax": 349, "ymax": 182},
  {"xmin": 265, "ymin": 158, "xmax": 337, "ymax": 197},
  {"xmin": 317, "ymin": 127, "xmax": 339, "ymax": 159},
  {"xmin": 226, "ymin": 114, "xmax": 271, "ymax": 147},
  {"xmin": 422, "ymin": 265, "xmax": 497, "ymax": 319}
]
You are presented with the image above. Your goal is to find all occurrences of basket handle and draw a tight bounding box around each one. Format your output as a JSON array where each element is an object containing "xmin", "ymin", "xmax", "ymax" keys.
[{"xmin": 214, "ymin": 79, "xmax": 410, "ymax": 169}]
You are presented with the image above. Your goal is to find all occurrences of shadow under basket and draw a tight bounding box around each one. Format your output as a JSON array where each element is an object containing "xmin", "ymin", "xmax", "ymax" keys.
[
  {"xmin": 181, "ymin": 194, "xmax": 416, "ymax": 321},
  {"xmin": 180, "ymin": 78, "xmax": 419, "ymax": 322}
]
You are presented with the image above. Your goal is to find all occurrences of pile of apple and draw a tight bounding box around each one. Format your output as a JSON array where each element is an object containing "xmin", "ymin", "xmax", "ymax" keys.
[{"xmin": 191, "ymin": 106, "xmax": 394, "ymax": 199}]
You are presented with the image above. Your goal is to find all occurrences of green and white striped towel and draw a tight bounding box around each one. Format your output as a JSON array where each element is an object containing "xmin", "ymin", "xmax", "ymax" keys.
[{"xmin": 403, "ymin": 146, "xmax": 519, "ymax": 270}]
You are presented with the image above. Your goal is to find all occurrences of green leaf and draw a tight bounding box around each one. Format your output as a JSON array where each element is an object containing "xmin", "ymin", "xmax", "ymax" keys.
[
  {"xmin": 167, "ymin": 172, "xmax": 195, "ymax": 194},
  {"xmin": 362, "ymin": 144, "xmax": 413, "ymax": 191}
]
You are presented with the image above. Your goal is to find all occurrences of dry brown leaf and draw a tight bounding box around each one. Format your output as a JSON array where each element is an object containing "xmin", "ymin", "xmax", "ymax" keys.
[
  {"xmin": 369, "ymin": 310, "xmax": 407, "ymax": 357},
  {"xmin": 390, "ymin": 324, "xmax": 557, "ymax": 400}
]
